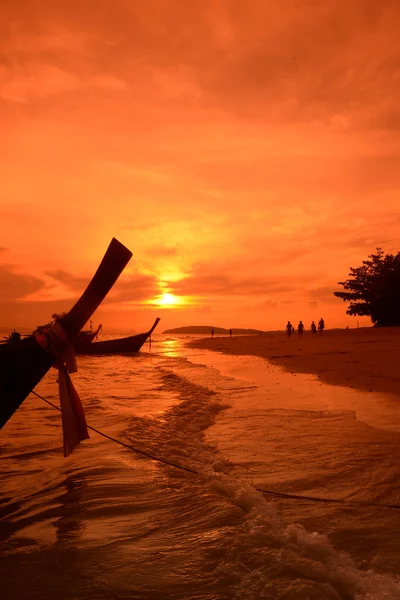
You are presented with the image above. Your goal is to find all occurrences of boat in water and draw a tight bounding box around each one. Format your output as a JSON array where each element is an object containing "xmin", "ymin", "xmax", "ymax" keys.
[
  {"xmin": 0, "ymin": 238, "xmax": 132, "ymax": 430},
  {"xmin": 74, "ymin": 317, "xmax": 160, "ymax": 355},
  {"xmin": 1, "ymin": 330, "xmax": 24, "ymax": 344},
  {"xmin": 2, "ymin": 323, "xmax": 103, "ymax": 347},
  {"xmin": 76, "ymin": 323, "xmax": 102, "ymax": 343}
]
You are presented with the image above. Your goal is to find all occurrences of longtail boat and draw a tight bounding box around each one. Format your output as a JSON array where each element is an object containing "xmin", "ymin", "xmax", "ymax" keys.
[
  {"xmin": 1, "ymin": 323, "xmax": 102, "ymax": 349},
  {"xmin": 76, "ymin": 323, "xmax": 102, "ymax": 343},
  {"xmin": 2, "ymin": 330, "xmax": 24, "ymax": 344},
  {"xmin": 0, "ymin": 238, "xmax": 132, "ymax": 430},
  {"xmin": 74, "ymin": 317, "xmax": 160, "ymax": 355}
]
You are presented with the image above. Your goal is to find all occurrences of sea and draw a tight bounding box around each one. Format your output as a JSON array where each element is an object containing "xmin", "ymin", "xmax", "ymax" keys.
[{"xmin": 1, "ymin": 332, "xmax": 400, "ymax": 600}]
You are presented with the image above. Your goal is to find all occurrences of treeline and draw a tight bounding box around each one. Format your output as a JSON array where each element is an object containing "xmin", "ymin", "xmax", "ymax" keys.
[{"xmin": 334, "ymin": 248, "xmax": 400, "ymax": 326}]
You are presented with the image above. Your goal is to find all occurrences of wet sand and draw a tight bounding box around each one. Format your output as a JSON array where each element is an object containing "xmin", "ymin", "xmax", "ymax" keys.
[{"xmin": 187, "ymin": 327, "xmax": 400, "ymax": 400}]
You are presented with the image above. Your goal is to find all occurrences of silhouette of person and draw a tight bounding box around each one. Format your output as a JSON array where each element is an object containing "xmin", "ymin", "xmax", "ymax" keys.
[
  {"xmin": 229, "ymin": 328, "xmax": 232, "ymax": 337},
  {"xmin": 318, "ymin": 318, "xmax": 325, "ymax": 334},
  {"xmin": 311, "ymin": 321, "xmax": 317, "ymax": 335},
  {"xmin": 297, "ymin": 320, "xmax": 304, "ymax": 338},
  {"xmin": 285, "ymin": 321, "xmax": 293, "ymax": 338},
  {"xmin": 211, "ymin": 328, "xmax": 214, "ymax": 338}
]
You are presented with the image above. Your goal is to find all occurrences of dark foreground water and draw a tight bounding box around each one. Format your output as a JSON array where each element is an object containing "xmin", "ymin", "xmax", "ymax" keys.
[{"xmin": 1, "ymin": 333, "xmax": 399, "ymax": 599}]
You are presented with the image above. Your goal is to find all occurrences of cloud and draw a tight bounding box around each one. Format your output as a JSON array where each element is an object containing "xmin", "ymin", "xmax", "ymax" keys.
[
  {"xmin": 46, "ymin": 268, "xmax": 159, "ymax": 304},
  {"xmin": 308, "ymin": 285, "xmax": 341, "ymax": 304},
  {"xmin": 168, "ymin": 260, "xmax": 308, "ymax": 298},
  {"xmin": 2, "ymin": 0, "xmax": 398, "ymax": 128},
  {"xmin": 0, "ymin": 264, "xmax": 45, "ymax": 300},
  {"xmin": 144, "ymin": 245, "xmax": 178, "ymax": 258},
  {"xmin": 0, "ymin": 1, "xmax": 397, "ymax": 333},
  {"xmin": 250, "ymin": 299, "xmax": 278, "ymax": 310},
  {"xmin": 0, "ymin": 64, "xmax": 127, "ymax": 104},
  {"xmin": 0, "ymin": 298, "xmax": 86, "ymax": 329},
  {"xmin": 198, "ymin": 1, "xmax": 400, "ymax": 130},
  {"xmin": 105, "ymin": 273, "xmax": 159, "ymax": 304},
  {"xmin": 45, "ymin": 269, "xmax": 93, "ymax": 292}
]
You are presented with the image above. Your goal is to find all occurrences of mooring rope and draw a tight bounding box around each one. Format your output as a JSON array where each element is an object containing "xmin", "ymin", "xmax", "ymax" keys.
[
  {"xmin": 31, "ymin": 390, "xmax": 400, "ymax": 510},
  {"xmin": 32, "ymin": 391, "xmax": 199, "ymax": 475}
]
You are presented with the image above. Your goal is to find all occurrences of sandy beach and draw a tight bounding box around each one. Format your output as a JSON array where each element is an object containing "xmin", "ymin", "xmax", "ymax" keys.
[{"xmin": 187, "ymin": 327, "xmax": 400, "ymax": 400}]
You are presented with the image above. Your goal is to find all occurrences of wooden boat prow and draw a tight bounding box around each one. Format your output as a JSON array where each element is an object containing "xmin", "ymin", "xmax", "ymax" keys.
[{"xmin": 0, "ymin": 238, "xmax": 132, "ymax": 429}]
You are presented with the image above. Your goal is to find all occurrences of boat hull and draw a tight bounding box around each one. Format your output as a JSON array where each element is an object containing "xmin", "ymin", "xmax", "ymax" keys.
[{"xmin": 75, "ymin": 318, "xmax": 160, "ymax": 355}]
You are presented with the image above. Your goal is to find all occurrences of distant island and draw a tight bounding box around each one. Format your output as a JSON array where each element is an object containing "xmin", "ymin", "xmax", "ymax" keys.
[{"xmin": 162, "ymin": 326, "xmax": 264, "ymax": 335}]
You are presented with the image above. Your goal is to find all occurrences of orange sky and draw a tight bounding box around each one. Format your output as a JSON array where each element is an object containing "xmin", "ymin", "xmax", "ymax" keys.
[{"xmin": 1, "ymin": 1, "xmax": 399, "ymax": 332}]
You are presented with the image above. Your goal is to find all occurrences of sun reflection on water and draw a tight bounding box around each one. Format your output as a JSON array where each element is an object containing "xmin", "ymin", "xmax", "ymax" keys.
[{"xmin": 159, "ymin": 339, "xmax": 180, "ymax": 357}]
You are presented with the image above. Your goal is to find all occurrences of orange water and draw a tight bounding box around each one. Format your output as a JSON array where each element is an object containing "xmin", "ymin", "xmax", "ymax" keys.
[{"xmin": 1, "ymin": 334, "xmax": 399, "ymax": 599}]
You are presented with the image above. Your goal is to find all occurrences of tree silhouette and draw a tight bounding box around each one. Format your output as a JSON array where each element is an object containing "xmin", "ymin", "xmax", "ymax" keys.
[{"xmin": 334, "ymin": 248, "xmax": 400, "ymax": 326}]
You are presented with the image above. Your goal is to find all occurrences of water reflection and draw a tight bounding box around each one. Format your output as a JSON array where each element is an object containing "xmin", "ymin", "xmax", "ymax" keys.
[
  {"xmin": 157, "ymin": 339, "xmax": 180, "ymax": 357},
  {"xmin": 194, "ymin": 350, "xmax": 400, "ymax": 433},
  {"xmin": 54, "ymin": 476, "xmax": 86, "ymax": 545}
]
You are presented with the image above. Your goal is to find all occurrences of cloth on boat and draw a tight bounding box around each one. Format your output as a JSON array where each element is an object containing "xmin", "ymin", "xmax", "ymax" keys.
[
  {"xmin": 35, "ymin": 321, "xmax": 89, "ymax": 456},
  {"xmin": 57, "ymin": 363, "xmax": 89, "ymax": 457}
]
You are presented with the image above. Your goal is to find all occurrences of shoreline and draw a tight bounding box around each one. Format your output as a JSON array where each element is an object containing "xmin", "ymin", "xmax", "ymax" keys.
[{"xmin": 186, "ymin": 327, "xmax": 400, "ymax": 400}]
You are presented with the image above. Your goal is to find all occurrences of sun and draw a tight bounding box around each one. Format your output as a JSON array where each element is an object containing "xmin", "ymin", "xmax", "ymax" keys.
[
  {"xmin": 145, "ymin": 291, "xmax": 188, "ymax": 308},
  {"xmin": 159, "ymin": 293, "xmax": 180, "ymax": 306}
]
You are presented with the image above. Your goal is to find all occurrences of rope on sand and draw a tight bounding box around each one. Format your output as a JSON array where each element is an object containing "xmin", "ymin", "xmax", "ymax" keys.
[{"xmin": 31, "ymin": 390, "xmax": 400, "ymax": 511}]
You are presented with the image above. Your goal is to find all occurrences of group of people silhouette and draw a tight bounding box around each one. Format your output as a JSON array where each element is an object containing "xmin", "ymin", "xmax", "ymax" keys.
[
  {"xmin": 209, "ymin": 321, "xmax": 325, "ymax": 340},
  {"xmin": 285, "ymin": 318, "xmax": 325, "ymax": 338}
]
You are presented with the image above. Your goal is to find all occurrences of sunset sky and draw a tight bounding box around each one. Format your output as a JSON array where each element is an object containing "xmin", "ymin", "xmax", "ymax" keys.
[{"xmin": 1, "ymin": 0, "xmax": 399, "ymax": 333}]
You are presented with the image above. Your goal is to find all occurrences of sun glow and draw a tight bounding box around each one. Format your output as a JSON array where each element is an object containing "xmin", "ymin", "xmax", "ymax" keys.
[
  {"xmin": 159, "ymin": 292, "xmax": 180, "ymax": 306},
  {"xmin": 145, "ymin": 290, "xmax": 194, "ymax": 309}
]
